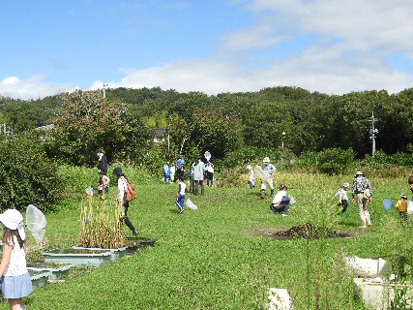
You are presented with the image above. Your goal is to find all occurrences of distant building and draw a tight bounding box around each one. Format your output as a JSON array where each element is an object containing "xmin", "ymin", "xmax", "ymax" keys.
[
  {"xmin": 35, "ymin": 124, "xmax": 54, "ymax": 141},
  {"xmin": 153, "ymin": 128, "xmax": 166, "ymax": 144}
]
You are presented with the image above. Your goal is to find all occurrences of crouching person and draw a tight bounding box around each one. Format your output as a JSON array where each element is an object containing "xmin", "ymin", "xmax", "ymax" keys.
[{"xmin": 270, "ymin": 184, "xmax": 291, "ymax": 216}]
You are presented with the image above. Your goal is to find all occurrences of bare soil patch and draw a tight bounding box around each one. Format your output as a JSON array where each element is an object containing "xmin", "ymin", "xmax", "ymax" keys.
[{"xmin": 253, "ymin": 223, "xmax": 372, "ymax": 240}]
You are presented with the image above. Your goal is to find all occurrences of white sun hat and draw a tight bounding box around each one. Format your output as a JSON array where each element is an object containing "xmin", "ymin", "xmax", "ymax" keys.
[{"xmin": 0, "ymin": 209, "xmax": 26, "ymax": 240}]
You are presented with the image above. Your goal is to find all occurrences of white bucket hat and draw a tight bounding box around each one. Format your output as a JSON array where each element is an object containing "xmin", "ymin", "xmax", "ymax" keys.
[
  {"xmin": 0, "ymin": 209, "xmax": 25, "ymax": 240},
  {"xmin": 263, "ymin": 157, "xmax": 270, "ymax": 163}
]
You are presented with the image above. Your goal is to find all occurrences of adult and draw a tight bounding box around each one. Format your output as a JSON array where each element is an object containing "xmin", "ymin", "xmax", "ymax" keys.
[
  {"xmin": 206, "ymin": 161, "xmax": 215, "ymax": 187},
  {"xmin": 408, "ymin": 176, "xmax": 413, "ymax": 197},
  {"xmin": 175, "ymin": 155, "xmax": 185, "ymax": 182},
  {"xmin": 193, "ymin": 156, "xmax": 206, "ymax": 196},
  {"xmin": 95, "ymin": 149, "xmax": 107, "ymax": 175},
  {"xmin": 270, "ymin": 184, "xmax": 291, "ymax": 216},
  {"xmin": 112, "ymin": 167, "xmax": 139, "ymax": 235},
  {"xmin": 351, "ymin": 171, "xmax": 373, "ymax": 228},
  {"xmin": 261, "ymin": 157, "xmax": 276, "ymax": 199}
]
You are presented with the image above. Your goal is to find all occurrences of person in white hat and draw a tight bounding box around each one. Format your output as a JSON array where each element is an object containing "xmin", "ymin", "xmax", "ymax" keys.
[
  {"xmin": 338, "ymin": 183, "xmax": 350, "ymax": 215},
  {"xmin": 261, "ymin": 157, "xmax": 276, "ymax": 199},
  {"xmin": 351, "ymin": 171, "xmax": 373, "ymax": 228},
  {"xmin": 0, "ymin": 209, "xmax": 33, "ymax": 309}
]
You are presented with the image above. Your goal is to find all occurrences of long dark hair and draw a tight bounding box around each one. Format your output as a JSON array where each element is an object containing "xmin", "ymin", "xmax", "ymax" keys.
[{"xmin": 2, "ymin": 227, "xmax": 24, "ymax": 248}]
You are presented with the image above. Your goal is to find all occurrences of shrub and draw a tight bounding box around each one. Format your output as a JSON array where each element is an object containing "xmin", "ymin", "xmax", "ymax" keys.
[
  {"xmin": 317, "ymin": 148, "xmax": 355, "ymax": 175},
  {"xmin": 218, "ymin": 147, "xmax": 281, "ymax": 169},
  {"xmin": 0, "ymin": 135, "xmax": 65, "ymax": 211},
  {"xmin": 390, "ymin": 152, "xmax": 413, "ymax": 167},
  {"xmin": 364, "ymin": 150, "xmax": 390, "ymax": 168},
  {"xmin": 296, "ymin": 151, "xmax": 319, "ymax": 167}
]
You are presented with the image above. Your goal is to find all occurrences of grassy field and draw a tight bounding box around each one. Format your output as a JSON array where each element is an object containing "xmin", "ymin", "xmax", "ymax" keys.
[{"xmin": 3, "ymin": 168, "xmax": 412, "ymax": 309}]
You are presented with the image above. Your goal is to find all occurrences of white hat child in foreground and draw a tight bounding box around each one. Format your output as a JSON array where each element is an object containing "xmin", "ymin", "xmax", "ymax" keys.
[{"xmin": 0, "ymin": 209, "xmax": 33, "ymax": 310}]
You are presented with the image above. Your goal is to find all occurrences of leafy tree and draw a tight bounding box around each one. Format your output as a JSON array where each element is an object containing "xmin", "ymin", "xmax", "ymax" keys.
[{"xmin": 47, "ymin": 90, "xmax": 151, "ymax": 166}]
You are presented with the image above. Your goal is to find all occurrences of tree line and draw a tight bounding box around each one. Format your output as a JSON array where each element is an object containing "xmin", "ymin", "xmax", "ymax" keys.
[{"xmin": 1, "ymin": 86, "xmax": 413, "ymax": 166}]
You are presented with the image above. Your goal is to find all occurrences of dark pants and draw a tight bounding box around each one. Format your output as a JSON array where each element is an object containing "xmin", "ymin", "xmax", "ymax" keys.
[
  {"xmin": 189, "ymin": 178, "xmax": 195, "ymax": 193},
  {"xmin": 123, "ymin": 194, "xmax": 136, "ymax": 232},
  {"xmin": 194, "ymin": 180, "xmax": 204, "ymax": 196},
  {"xmin": 399, "ymin": 211, "xmax": 408, "ymax": 222},
  {"xmin": 176, "ymin": 168, "xmax": 184, "ymax": 181},
  {"xmin": 270, "ymin": 202, "xmax": 290, "ymax": 215},
  {"xmin": 206, "ymin": 172, "xmax": 214, "ymax": 186},
  {"xmin": 341, "ymin": 199, "xmax": 348, "ymax": 213}
]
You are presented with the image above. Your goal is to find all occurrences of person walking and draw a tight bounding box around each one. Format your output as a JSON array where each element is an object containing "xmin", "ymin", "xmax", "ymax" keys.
[
  {"xmin": 113, "ymin": 167, "xmax": 139, "ymax": 235},
  {"xmin": 175, "ymin": 176, "xmax": 186, "ymax": 214},
  {"xmin": 0, "ymin": 209, "xmax": 33, "ymax": 310},
  {"xmin": 96, "ymin": 149, "xmax": 107, "ymax": 175},
  {"xmin": 193, "ymin": 156, "xmax": 206, "ymax": 196},
  {"xmin": 338, "ymin": 183, "xmax": 350, "ymax": 215},
  {"xmin": 260, "ymin": 157, "xmax": 276, "ymax": 199},
  {"xmin": 351, "ymin": 171, "xmax": 373, "ymax": 228}
]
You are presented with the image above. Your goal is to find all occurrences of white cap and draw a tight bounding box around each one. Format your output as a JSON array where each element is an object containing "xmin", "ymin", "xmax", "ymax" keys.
[
  {"xmin": 0, "ymin": 209, "xmax": 25, "ymax": 240},
  {"xmin": 263, "ymin": 157, "xmax": 270, "ymax": 163}
]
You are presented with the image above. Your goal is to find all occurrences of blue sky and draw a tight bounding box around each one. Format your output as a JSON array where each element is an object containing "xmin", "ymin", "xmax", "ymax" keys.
[{"xmin": 1, "ymin": 0, "xmax": 413, "ymax": 99}]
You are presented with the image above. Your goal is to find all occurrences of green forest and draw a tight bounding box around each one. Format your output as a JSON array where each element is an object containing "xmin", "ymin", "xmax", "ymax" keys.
[{"xmin": 1, "ymin": 86, "xmax": 413, "ymax": 166}]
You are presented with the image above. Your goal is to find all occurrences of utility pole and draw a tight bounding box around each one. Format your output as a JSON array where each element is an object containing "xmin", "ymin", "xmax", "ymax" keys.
[
  {"xmin": 369, "ymin": 113, "xmax": 378, "ymax": 156},
  {"xmin": 102, "ymin": 83, "xmax": 108, "ymax": 98}
]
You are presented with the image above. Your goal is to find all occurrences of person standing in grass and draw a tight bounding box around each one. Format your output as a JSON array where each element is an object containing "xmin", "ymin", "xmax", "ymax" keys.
[
  {"xmin": 205, "ymin": 161, "xmax": 215, "ymax": 187},
  {"xmin": 0, "ymin": 209, "xmax": 33, "ymax": 310},
  {"xmin": 175, "ymin": 155, "xmax": 185, "ymax": 182},
  {"xmin": 260, "ymin": 157, "xmax": 276, "ymax": 199},
  {"xmin": 395, "ymin": 193, "xmax": 408, "ymax": 222},
  {"xmin": 176, "ymin": 176, "xmax": 186, "ymax": 214},
  {"xmin": 351, "ymin": 171, "xmax": 373, "ymax": 228},
  {"xmin": 113, "ymin": 167, "xmax": 139, "ymax": 236},
  {"xmin": 193, "ymin": 155, "xmax": 206, "ymax": 196},
  {"xmin": 338, "ymin": 183, "xmax": 350, "ymax": 215}
]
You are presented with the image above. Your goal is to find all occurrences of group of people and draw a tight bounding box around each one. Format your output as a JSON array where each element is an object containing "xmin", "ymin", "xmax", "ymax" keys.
[
  {"xmin": 336, "ymin": 171, "xmax": 373, "ymax": 228},
  {"xmin": 95, "ymin": 149, "xmax": 139, "ymax": 236},
  {"xmin": 174, "ymin": 155, "xmax": 215, "ymax": 214},
  {"xmin": 250, "ymin": 156, "xmax": 413, "ymax": 227}
]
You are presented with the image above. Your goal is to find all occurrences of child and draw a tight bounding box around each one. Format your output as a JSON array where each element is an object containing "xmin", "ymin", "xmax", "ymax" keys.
[
  {"xmin": 98, "ymin": 172, "xmax": 110, "ymax": 197},
  {"xmin": 0, "ymin": 209, "xmax": 33, "ymax": 310},
  {"xmin": 338, "ymin": 183, "xmax": 350, "ymax": 215},
  {"xmin": 247, "ymin": 165, "xmax": 254, "ymax": 189},
  {"xmin": 395, "ymin": 193, "xmax": 408, "ymax": 222},
  {"xmin": 270, "ymin": 184, "xmax": 291, "ymax": 216},
  {"xmin": 175, "ymin": 176, "xmax": 186, "ymax": 214}
]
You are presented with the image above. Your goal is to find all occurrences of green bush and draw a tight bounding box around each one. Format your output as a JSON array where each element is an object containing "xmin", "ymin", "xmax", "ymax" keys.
[
  {"xmin": 0, "ymin": 135, "xmax": 65, "ymax": 211},
  {"xmin": 296, "ymin": 151, "xmax": 319, "ymax": 167},
  {"xmin": 390, "ymin": 152, "xmax": 413, "ymax": 167},
  {"xmin": 317, "ymin": 148, "xmax": 355, "ymax": 175},
  {"xmin": 218, "ymin": 146, "xmax": 281, "ymax": 168},
  {"xmin": 364, "ymin": 150, "xmax": 390, "ymax": 168}
]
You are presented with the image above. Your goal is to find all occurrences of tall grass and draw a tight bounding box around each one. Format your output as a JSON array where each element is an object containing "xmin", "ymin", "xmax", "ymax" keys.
[
  {"xmin": 79, "ymin": 194, "xmax": 125, "ymax": 249},
  {"xmin": 12, "ymin": 167, "xmax": 413, "ymax": 309}
]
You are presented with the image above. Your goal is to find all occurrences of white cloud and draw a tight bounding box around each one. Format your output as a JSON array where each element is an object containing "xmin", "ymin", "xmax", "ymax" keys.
[
  {"xmin": 0, "ymin": 75, "xmax": 77, "ymax": 100},
  {"xmin": 2, "ymin": 0, "xmax": 413, "ymax": 100}
]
